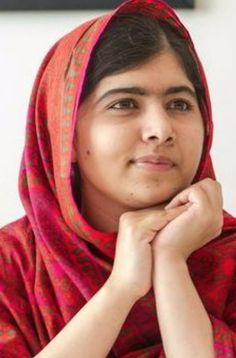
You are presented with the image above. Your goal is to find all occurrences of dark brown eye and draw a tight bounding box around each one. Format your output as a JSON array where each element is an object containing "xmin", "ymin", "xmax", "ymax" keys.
[
  {"xmin": 110, "ymin": 99, "xmax": 137, "ymax": 110},
  {"xmin": 168, "ymin": 100, "xmax": 193, "ymax": 111}
]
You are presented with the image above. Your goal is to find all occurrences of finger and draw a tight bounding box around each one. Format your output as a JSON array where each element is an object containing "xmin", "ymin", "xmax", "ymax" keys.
[
  {"xmin": 165, "ymin": 184, "xmax": 207, "ymax": 210},
  {"xmin": 148, "ymin": 204, "xmax": 189, "ymax": 233},
  {"xmin": 198, "ymin": 178, "xmax": 223, "ymax": 209},
  {"xmin": 165, "ymin": 204, "xmax": 189, "ymax": 220}
]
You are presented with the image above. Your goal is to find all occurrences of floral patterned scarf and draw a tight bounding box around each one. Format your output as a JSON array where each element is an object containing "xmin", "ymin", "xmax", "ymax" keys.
[{"xmin": 0, "ymin": 0, "xmax": 235, "ymax": 357}]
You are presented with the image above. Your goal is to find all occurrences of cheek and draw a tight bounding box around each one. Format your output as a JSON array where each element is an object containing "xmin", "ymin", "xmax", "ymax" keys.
[
  {"xmin": 91, "ymin": 124, "xmax": 134, "ymax": 158},
  {"xmin": 75, "ymin": 123, "xmax": 93, "ymax": 167},
  {"xmin": 76, "ymin": 126, "xmax": 122, "ymax": 174},
  {"xmin": 178, "ymin": 122, "xmax": 204, "ymax": 163},
  {"xmin": 188, "ymin": 120, "xmax": 204, "ymax": 146},
  {"xmin": 194, "ymin": 125, "xmax": 204, "ymax": 156},
  {"xmin": 185, "ymin": 125, "xmax": 204, "ymax": 167}
]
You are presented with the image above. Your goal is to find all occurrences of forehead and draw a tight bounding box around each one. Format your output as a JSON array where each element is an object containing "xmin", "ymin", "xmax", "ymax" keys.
[{"xmin": 95, "ymin": 50, "xmax": 194, "ymax": 95}]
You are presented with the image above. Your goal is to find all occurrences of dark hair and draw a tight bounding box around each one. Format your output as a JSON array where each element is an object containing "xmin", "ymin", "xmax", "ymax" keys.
[{"xmin": 80, "ymin": 13, "xmax": 204, "ymax": 105}]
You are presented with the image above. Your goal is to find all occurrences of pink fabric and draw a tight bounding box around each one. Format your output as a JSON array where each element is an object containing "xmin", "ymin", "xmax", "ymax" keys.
[{"xmin": 0, "ymin": 0, "xmax": 236, "ymax": 356}]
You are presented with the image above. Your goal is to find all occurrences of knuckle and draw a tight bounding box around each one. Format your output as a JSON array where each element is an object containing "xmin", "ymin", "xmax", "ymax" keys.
[
  {"xmin": 213, "ymin": 180, "xmax": 221, "ymax": 191},
  {"xmin": 203, "ymin": 178, "xmax": 213, "ymax": 185},
  {"xmin": 202, "ymin": 178, "xmax": 215, "ymax": 188},
  {"xmin": 120, "ymin": 211, "xmax": 133, "ymax": 220},
  {"xmin": 119, "ymin": 211, "xmax": 142, "ymax": 234},
  {"xmin": 216, "ymin": 182, "xmax": 223, "ymax": 194},
  {"xmin": 119, "ymin": 211, "xmax": 134, "ymax": 225},
  {"xmin": 164, "ymin": 209, "xmax": 176, "ymax": 222},
  {"xmin": 193, "ymin": 184, "xmax": 205, "ymax": 197},
  {"xmin": 158, "ymin": 210, "xmax": 167, "ymax": 219}
]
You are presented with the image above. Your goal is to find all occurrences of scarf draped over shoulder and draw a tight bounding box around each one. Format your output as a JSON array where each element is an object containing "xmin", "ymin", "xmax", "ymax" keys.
[{"xmin": 0, "ymin": 0, "xmax": 236, "ymax": 356}]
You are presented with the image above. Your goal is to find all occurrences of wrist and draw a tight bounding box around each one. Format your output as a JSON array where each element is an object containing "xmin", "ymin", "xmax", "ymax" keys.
[
  {"xmin": 153, "ymin": 249, "xmax": 189, "ymax": 281},
  {"xmin": 104, "ymin": 276, "xmax": 139, "ymax": 307},
  {"xmin": 155, "ymin": 248, "xmax": 188, "ymax": 263},
  {"xmin": 152, "ymin": 250, "xmax": 189, "ymax": 292}
]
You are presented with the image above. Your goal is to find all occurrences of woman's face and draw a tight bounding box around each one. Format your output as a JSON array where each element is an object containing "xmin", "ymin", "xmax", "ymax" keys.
[{"xmin": 73, "ymin": 50, "xmax": 204, "ymax": 210}]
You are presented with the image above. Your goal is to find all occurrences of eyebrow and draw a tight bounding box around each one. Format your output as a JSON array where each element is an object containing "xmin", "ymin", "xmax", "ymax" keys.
[{"xmin": 96, "ymin": 85, "xmax": 197, "ymax": 104}]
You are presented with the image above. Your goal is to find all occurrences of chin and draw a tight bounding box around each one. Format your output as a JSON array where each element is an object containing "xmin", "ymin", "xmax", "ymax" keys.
[
  {"xmin": 120, "ymin": 181, "xmax": 188, "ymax": 209},
  {"xmin": 138, "ymin": 184, "xmax": 185, "ymax": 207},
  {"xmin": 123, "ymin": 193, "xmax": 173, "ymax": 210}
]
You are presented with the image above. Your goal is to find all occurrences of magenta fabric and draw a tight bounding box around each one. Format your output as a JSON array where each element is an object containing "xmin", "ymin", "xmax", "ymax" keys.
[{"xmin": 0, "ymin": 1, "xmax": 236, "ymax": 357}]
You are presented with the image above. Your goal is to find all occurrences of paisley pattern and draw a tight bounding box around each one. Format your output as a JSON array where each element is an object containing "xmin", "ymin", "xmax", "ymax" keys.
[{"xmin": 0, "ymin": 0, "xmax": 235, "ymax": 356}]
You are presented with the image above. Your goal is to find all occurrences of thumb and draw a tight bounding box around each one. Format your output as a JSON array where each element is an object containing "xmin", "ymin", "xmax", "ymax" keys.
[
  {"xmin": 164, "ymin": 203, "xmax": 190, "ymax": 218},
  {"xmin": 165, "ymin": 191, "xmax": 192, "ymax": 210}
]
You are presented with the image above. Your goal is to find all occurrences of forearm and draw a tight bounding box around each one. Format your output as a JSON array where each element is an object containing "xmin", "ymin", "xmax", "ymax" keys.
[
  {"xmin": 153, "ymin": 251, "xmax": 215, "ymax": 358},
  {"xmin": 35, "ymin": 279, "xmax": 136, "ymax": 358}
]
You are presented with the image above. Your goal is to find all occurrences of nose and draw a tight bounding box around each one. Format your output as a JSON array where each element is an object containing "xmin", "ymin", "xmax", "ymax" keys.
[{"xmin": 141, "ymin": 105, "xmax": 176, "ymax": 145}]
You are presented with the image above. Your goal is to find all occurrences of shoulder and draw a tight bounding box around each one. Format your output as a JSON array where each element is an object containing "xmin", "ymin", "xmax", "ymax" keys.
[
  {"xmin": 0, "ymin": 216, "xmax": 36, "ymax": 280},
  {"xmin": 0, "ymin": 217, "xmax": 41, "ymax": 356}
]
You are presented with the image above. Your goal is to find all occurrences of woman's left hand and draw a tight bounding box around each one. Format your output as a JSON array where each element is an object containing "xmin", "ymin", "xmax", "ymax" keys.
[{"xmin": 152, "ymin": 178, "xmax": 223, "ymax": 260}]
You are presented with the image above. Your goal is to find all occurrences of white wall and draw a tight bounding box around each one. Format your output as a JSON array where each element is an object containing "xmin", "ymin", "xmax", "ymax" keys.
[{"xmin": 0, "ymin": 0, "xmax": 236, "ymax": 228}]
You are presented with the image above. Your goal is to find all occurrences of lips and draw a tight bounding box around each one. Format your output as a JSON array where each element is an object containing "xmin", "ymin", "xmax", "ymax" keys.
[{"xmin": 132, "ymin": 155, "xmax": 175, "ymax": 166}]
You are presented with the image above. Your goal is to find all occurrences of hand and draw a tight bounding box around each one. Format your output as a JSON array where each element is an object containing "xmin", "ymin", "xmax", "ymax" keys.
[
  {"xmin": 107, "ymin": 204, "xmax": 188, "ymax": 302},
  {"xmin": 152, "ymin": 178, "xmax": 223, "ymax": 261}
]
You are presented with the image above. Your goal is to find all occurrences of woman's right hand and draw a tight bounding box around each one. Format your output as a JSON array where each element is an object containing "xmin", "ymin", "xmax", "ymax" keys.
[{"xmin": 107, "ymin": 204, "xmax": 188, "ymax": 302}]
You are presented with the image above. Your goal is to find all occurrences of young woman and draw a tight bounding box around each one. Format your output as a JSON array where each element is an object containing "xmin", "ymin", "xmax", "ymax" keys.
[{"xmin": 0, "ymin": 0, "xmax": 235, "ymax": 357}]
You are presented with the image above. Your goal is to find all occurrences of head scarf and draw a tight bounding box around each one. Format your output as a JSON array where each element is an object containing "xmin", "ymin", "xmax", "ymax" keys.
[{"xmin": 0, "ymin": 0, "xmax": 236, "ymax": 357}]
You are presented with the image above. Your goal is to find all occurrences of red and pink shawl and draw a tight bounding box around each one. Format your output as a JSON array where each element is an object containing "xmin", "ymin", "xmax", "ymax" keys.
[{"xmin": 0, "ymin": 1, "xmax": 236, "ymax": 357}]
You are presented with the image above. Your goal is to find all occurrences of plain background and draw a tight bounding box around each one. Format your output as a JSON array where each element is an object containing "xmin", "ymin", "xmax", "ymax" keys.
[{"xmin": 0, "ymin": 0, "xmax": 236, "ymax": 228}]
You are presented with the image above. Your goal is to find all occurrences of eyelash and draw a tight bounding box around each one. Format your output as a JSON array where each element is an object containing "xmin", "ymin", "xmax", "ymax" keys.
[
  {"xmin": 108, "ymin": 98, "xmax": 194, "ymax": 112},
  {"xmin": 168, "ymin": 99, "xmax": 194, "ymax": 112},
  {"xmin": 108, "ymin": 98, "xmax": 138, "ymax": 110}
]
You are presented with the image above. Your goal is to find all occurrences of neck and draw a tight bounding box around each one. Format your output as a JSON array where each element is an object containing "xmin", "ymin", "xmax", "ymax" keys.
[{"xmin": 80, "ymin": 189, "xmax": 125, "ymax": 233}]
